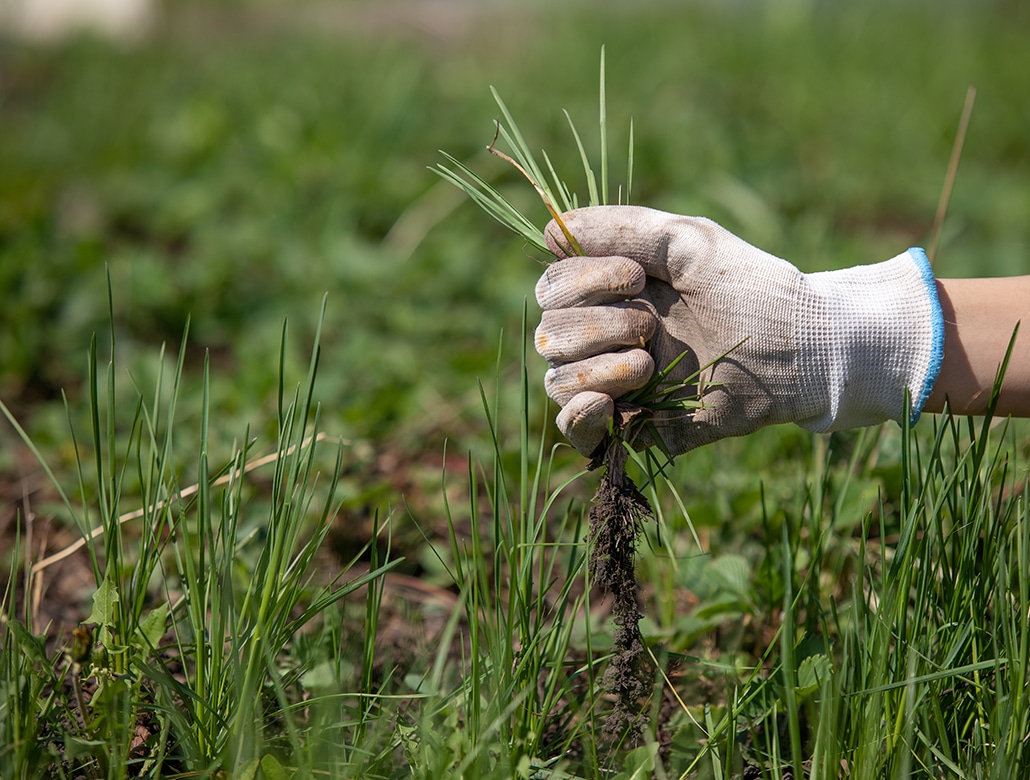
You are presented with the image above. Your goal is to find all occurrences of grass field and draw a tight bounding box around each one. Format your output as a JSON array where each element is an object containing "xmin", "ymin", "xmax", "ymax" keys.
[{"xmin": 2, "ymin": 1, "xmax": 1030, "ymax": 777}]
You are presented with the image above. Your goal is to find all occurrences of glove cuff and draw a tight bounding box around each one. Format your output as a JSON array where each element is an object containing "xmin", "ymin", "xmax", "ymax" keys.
[{"xmin": 796, "ymin": 248, "xmax": 944, "ymax": 432}]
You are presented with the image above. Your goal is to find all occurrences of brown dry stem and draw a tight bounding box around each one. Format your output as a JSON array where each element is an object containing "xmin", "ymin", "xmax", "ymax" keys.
[{"xmin": 486, "ymin": 125, "xmax": 583, "ymax": 256}]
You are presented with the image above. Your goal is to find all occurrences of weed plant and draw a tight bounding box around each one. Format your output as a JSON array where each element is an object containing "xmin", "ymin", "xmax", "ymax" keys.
[{"xmin": 438, "ymin": 50, "xmax": 712, "ymax": 742}]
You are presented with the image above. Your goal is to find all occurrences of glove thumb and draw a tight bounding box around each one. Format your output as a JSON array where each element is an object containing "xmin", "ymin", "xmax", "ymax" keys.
[{"xmin": 545, "ymin": 205, "xmax": 711, "ymax": 285}]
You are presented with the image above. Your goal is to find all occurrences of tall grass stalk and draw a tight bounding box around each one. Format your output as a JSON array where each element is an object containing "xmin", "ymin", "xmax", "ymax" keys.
[
  {"xmin": 399, "ymin": 314, "xmax": 631, "ymax": 776},
  {"xmin": 681, "ymin": 390, "xmax": 1029, "ymax": 778},
  {"xmin": 435, "ymin": 47, "xmax": 626, "ymax": 256},
  {"xmin": 1, "ymin": 291, "xmax": 403, "ymax": 776},
  {"xmin": 3, "ymin": 296, "xmax": 1028, "ymax": 776}
]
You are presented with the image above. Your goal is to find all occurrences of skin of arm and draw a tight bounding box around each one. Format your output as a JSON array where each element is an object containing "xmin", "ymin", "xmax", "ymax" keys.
[{"xmin": 923, "ymin": 276, "xmax": 1030, "ymax": 417}]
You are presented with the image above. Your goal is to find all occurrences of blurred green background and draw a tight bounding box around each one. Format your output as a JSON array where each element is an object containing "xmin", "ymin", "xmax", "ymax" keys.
[{"xmin": 1, "ymin": 0, "xmax": 1028, "ymax": 524}]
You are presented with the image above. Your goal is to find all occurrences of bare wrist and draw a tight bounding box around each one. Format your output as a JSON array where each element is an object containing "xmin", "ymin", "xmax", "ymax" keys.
[{"xmin": 924, "ymin": 277, "xmax": 1030, "ymax": 416}]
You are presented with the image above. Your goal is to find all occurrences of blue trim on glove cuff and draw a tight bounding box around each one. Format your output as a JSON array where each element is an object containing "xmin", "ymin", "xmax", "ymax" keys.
[{"xmin": 908, "ymin": 247, "xmax": 944, "ymax": 424}]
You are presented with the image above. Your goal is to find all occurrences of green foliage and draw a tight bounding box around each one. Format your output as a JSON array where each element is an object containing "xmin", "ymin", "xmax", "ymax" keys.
[
  {"xmin": 2, "ymin": 2, "xmax": 1030, "ymax": 778},
  {"xmin": 435, "ymin": 47, "xmax": 626, "ymax": 256},
  {"xmin": 1, "ymin": 293, "xmax": 402, "ymax": 776},
  {"xmin": 4, "ymin": 295, "xmax": 1030, "ymax": 776}
]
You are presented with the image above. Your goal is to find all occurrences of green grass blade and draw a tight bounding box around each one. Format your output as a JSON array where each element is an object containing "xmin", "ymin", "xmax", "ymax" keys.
[
  {"xmin": 563, "ymin": 109, "xmax": 599, "ymax": 207},
  {"xmin": 599, "ymin": 45, "xmax": 608, "ymax": 206},
  {"xmin": 541, "ymin": 148, "xmax": 576, "ymax": 214},
  {"xmin": 489, "ymin": 87, "xmax": 551, "ymax": 196},
  {"xmin": 626, "ymin": 117, "xmax": 634, "ymax": 205},
  {"xmin": 433, "ymin": 153, "xmax": 546, "ymax": 249}
]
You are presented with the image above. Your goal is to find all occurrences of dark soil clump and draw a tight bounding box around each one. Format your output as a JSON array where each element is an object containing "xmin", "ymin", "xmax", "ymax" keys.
[{"xmin": 588, "ymin": 438, "xmax": 654, "ymax": 741}]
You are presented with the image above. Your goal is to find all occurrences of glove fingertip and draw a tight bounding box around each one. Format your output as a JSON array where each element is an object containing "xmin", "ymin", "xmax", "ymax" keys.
[{"xmin": 557, "ymin": 391, "xmax": 614, "ymax": 457}]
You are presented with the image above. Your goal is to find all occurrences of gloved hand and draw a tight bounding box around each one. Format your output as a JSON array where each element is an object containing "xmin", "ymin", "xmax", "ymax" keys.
[{"xmin": 534, "ymin": 206, "xmax": 944, "ymax": 457}]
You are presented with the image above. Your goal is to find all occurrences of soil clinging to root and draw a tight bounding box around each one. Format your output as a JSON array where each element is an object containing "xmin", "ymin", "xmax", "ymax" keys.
[{"xmin": 588, "ymin": 438, "xmax": 654, "ymax": 741}]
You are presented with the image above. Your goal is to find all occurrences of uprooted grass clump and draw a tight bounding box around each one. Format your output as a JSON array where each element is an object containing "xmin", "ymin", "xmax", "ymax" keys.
[
  {"xmin": 436, "ymin": 50, "xmax": 703, "ymax": 739},
  {"xmin": 437, "ymin": 57, "xmax": 656, "ymax": 735},
  {"xmin": 587, "ymin": 437, "xmax": 654, "ymax": 739}
]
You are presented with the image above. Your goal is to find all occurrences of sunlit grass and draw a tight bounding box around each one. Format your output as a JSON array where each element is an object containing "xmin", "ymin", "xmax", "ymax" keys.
[
  {"xmin": 2, "ymin": 3, "xmax": 1030, "ymax": 777},
  {"xmin": 4, "ymin": 291, "xmax": 1028, "ymax": 776}
]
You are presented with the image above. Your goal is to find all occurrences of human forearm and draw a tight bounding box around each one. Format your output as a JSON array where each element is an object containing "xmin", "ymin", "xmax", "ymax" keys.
[{"xmin": 923, "ymin": 276, "xmax": 1030, "ymax": 417}]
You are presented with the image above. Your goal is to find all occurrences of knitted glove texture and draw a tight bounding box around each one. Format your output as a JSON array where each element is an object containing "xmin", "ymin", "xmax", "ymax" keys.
[{"xmin": 534, "ymin": 206, "xmax": 944, "ymax": 456}]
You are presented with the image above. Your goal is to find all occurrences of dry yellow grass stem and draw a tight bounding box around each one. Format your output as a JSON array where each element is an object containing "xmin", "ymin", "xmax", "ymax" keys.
[{"xmin": 29, "ymin": 432, "xmax": 339, "ymax": 577}]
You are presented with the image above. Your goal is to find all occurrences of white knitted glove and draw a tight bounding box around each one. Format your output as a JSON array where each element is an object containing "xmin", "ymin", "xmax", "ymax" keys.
[{"xmin": 534, "ymin": 206, "xmax": 945, "ymax": 457}]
